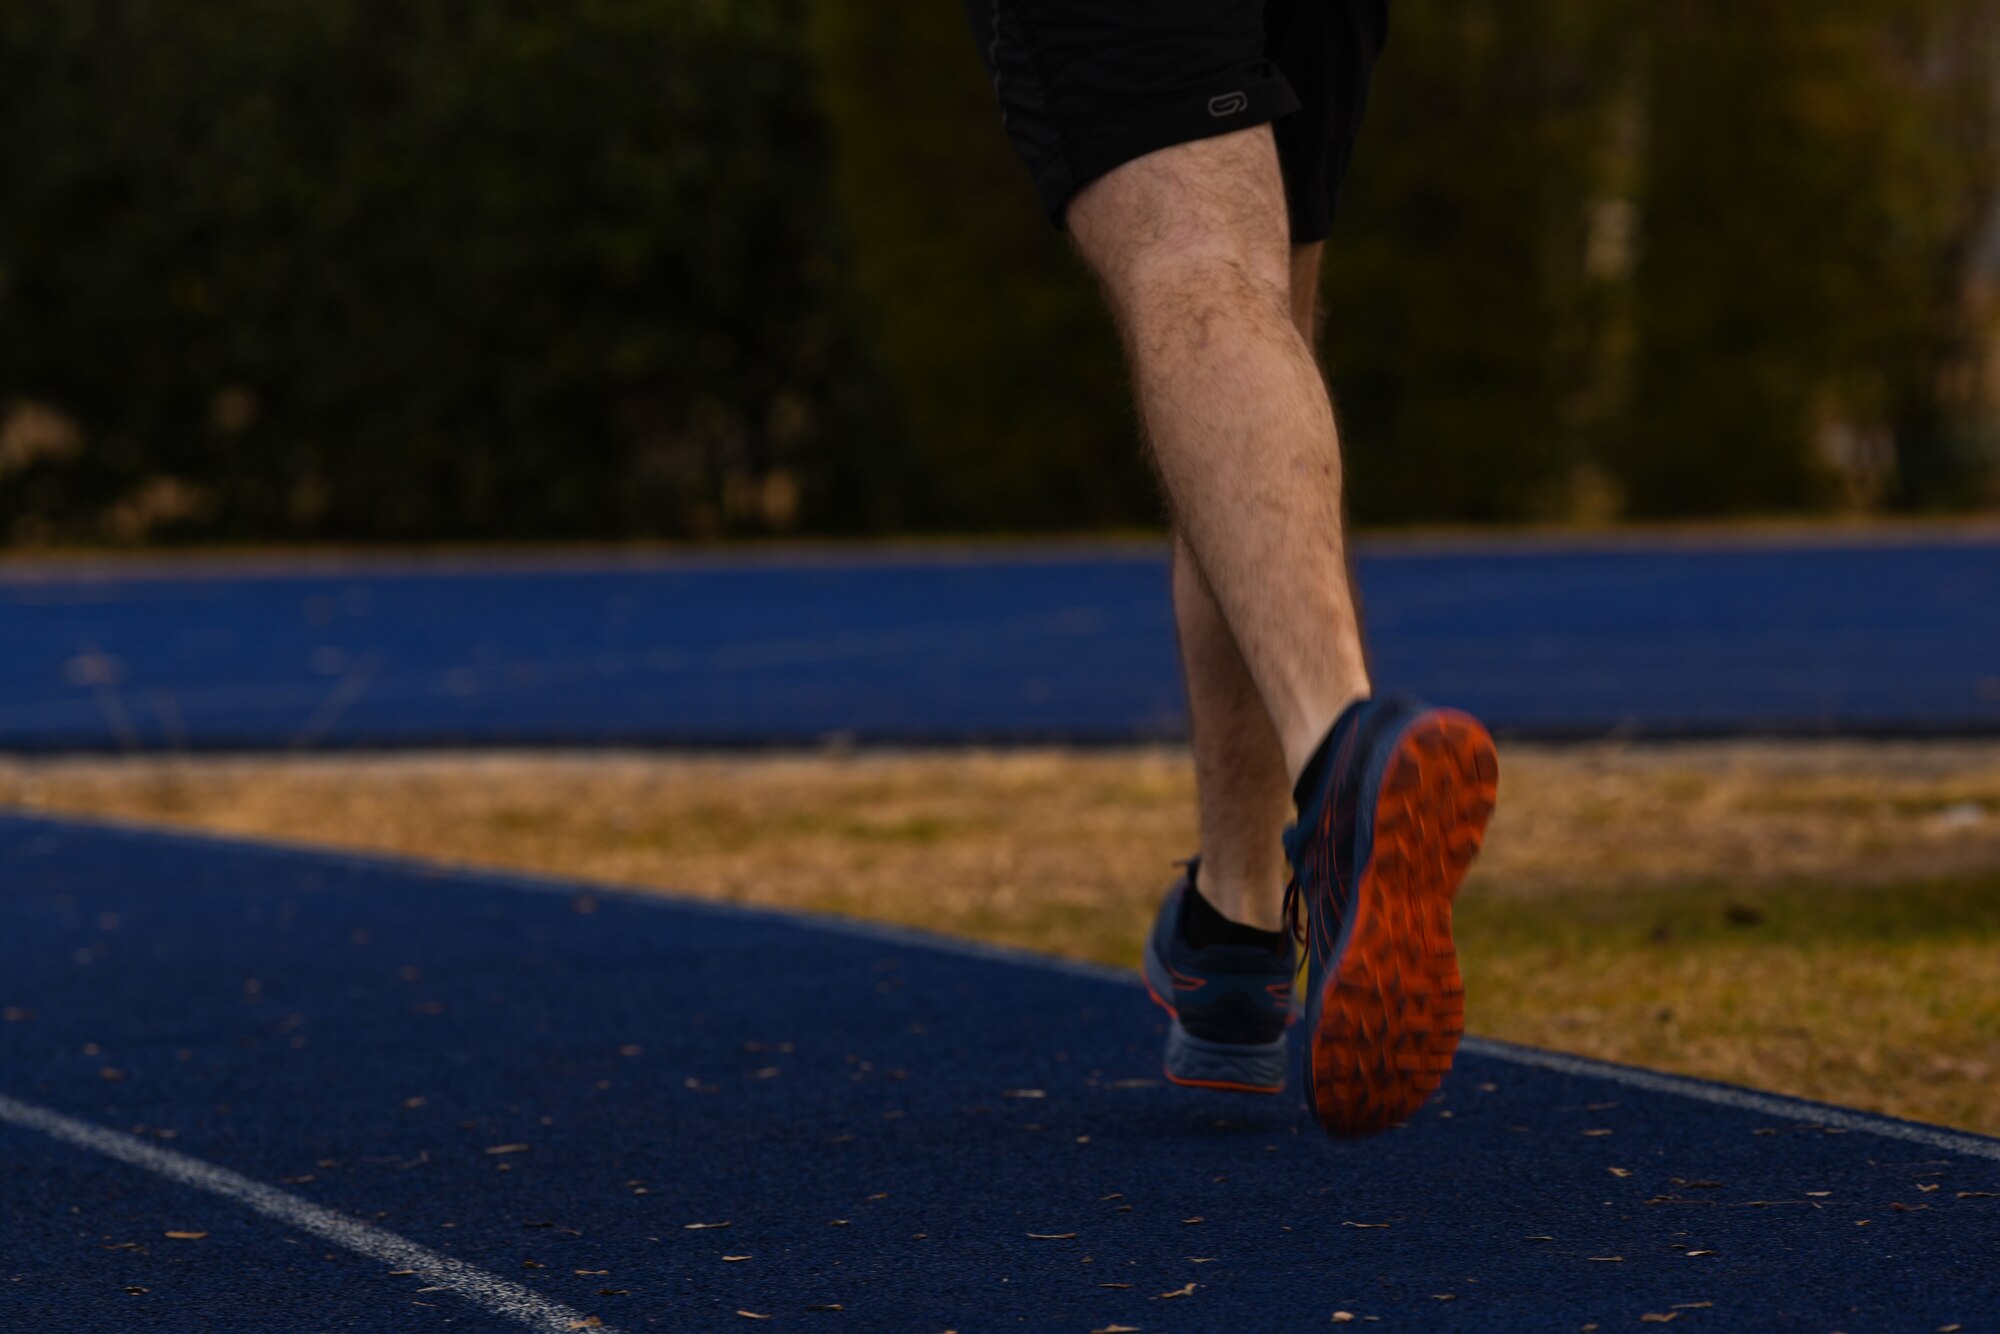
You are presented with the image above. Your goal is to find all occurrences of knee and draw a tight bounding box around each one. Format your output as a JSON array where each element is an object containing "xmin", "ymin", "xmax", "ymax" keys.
[
  {"xmin": 1117, "ymin": 237, "xmax": 1289, "ymax": 315},
  {"xmin": 1085, "ymin": 228, "xmax": 1294, "ymax": 341}
]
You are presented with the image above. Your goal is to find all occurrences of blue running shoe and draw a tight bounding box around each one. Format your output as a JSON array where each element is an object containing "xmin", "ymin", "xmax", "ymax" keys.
[
  {"xmin": 1142, "ymin": 859, "xmax": 1294, "ymax": 1094},
  {"xmin": 1283, "ymin": 696, "xmax": 1498, "ymax": 1137}
]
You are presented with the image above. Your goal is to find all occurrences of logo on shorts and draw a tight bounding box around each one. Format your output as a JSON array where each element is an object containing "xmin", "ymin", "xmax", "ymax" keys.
[{"xmin": 1208, "ymin": 91, "xmax": 1249, "ymax": 117}]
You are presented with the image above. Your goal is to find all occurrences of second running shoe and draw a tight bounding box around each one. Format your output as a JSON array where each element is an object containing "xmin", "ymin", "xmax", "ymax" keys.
[{"xmin": 1142, "ymin": 859, "xmax": 1295, "ymax": 1094}]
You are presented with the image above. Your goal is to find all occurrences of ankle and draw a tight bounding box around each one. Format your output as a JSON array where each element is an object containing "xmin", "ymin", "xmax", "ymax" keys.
[
  {"xmin": 1186, "ymin": 859, "xmax": 1286, "ymax": 938},
  {"xmin": 1289, "ymin": 692, "xmax": 1369, "ymax": 807}
]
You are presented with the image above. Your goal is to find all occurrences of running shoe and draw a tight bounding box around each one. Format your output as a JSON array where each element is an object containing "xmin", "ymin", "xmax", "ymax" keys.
[
  {"xmin": 1283, "ymin": 696, "xmax": 1498, "ymax": 1137},
  {"xmin": 1141, "ymin": 859, "xmax": 1294, "ymax": 1094}
]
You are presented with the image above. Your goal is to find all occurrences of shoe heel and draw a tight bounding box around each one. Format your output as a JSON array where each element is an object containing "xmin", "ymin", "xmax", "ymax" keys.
[{"xmin": 1164, "ymin": 1022, "xmax": 1287, "ymax": 1094}]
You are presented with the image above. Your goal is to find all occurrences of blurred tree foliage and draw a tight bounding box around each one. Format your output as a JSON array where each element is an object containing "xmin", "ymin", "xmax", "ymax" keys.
[
  {"xmin": 0, "ymin": 0, "xmax": 863, "ymax": 542},
  {"xmin": 808, "ymin": 5, "xmax": 1147, "ymax": 530},
  {"xmin": 0, "ymin": 1, "xmax": 1995, "ymax": 545},
  {"xmin": 1322, "ymin": 0, "xmax": 1641, "ymax": 522},
  {"xmin": 1622, "ymin": 0, "xmax": 2000, "ymax": 514}
]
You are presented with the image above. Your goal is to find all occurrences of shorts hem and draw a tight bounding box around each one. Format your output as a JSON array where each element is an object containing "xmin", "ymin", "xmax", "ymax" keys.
[{"xmin": 1041, "ymin": 75, "xmax": 1301, "ymax": 229}]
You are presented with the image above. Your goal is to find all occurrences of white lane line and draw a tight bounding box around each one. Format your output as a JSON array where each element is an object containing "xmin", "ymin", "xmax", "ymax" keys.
[
  {"xmin": 9, "ymin": 810, "xmax": 2000, "ymax": 1164},
  {"xmin": 0, "ymin": 1094, "xmax": 613, "ymax": 1333},
  {"xmin": 1461, "ymin": 1037, "xmax": 2000, "ymax": 1162}
]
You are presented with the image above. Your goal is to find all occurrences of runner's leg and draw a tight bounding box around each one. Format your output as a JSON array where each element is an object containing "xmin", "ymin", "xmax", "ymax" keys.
[
  {"xmin": 1171, "ymin": 240, "xmax": 1332, "ymax": 931},
  {"xmin": 1071, "ymin": 130, "xmax": 1369, "ymax": 784}
]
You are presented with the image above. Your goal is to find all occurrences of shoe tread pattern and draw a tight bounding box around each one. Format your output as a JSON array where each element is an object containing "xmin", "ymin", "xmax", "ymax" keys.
[{"xmin": 1309, "ymin": 711, "xmax": 1497, "ymax": 1137}]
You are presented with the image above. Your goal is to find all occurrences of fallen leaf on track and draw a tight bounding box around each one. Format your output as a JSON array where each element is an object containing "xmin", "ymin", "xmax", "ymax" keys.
[
  {"xmin": 1027, "ymin": 1232, "xmax": 1077, "ymax": 1240},
  {"xmin": 483, "ymin": 1144, "xmax": 530, "ymax": 1155},
  {"xmin": 164, "ymin": 1231, "xmax": 208, "ymax": 1240},
  {"xmin": 1154, "ymin": 1283, "xmax": 1196, "ymax": 1300}
]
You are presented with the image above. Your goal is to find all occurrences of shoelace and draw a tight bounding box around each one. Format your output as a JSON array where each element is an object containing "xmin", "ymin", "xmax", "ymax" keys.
[
  {"xmin": 1281, "ymin": 801, "xmax": 1355, "ymax": 970},
  {"xmin": 1281, "ymin": 869, "xmax": 1306, "ymax": 948},
  {"xmin": 1281, "ymin": 708, "xmax": 1372, "ymax": 967}
]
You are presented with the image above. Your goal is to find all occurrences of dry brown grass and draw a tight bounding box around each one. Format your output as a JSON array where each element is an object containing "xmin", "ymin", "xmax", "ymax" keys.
[{"xmin": 4, "ymin": 741, "xmax": 1998, "ymax": 1132}]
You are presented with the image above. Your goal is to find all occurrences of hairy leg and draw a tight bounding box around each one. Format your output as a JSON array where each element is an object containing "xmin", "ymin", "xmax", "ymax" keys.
[
  {"xmin": 1170, "ymin": 240, "xmax": 1330, "ymax": 930},
  {"xmin": 1070, "ymin": 128, "xmax": 1368, "ymax": 784}
]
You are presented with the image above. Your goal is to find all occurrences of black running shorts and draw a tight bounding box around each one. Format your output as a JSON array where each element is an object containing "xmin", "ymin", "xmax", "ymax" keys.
[{"xmin": 963, "ymin": 0, "xmax": 1388, "ymax": 241}]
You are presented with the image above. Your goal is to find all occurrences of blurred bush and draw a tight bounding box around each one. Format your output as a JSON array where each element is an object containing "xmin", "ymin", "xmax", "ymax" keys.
[
  {"xmin": 0, "ymin": 0, "xmax": 870, "ymax": 543},
  {"xmin": 809, "ymin": 5, "xmax": 1147, "ymax": 532},
  {"xmin": 1, "ymin": 0, "xmax": 1996, "ymax": 544},
  {"xmin": 1624, "ymin": 0, "xmax": 2000, "ymax": 514}
]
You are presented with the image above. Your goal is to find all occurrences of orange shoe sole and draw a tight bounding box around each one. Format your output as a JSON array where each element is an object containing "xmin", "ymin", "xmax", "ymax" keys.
[{"xmin": 1307, "ymin": 710, "xmax": 1498, "ymax": 1138}]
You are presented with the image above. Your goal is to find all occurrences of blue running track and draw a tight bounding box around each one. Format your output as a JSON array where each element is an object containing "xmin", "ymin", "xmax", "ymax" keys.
[
  {"xmin": 3, "ymin": 814, "xmax": 1996, "ymax": 1331},
  {"xmin": 3, "ymin": 533, "xmax": 1998, "ymax": 750}
]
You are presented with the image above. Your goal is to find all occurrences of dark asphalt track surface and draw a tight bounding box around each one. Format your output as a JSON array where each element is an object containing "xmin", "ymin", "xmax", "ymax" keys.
[
  {"xmin": 4, "ymin": 533, "xmax": 1998, "ymax": 750},
  {"xmin": 4, "ymin": 814, "xmax": 1996, "ymax": 1331}
]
